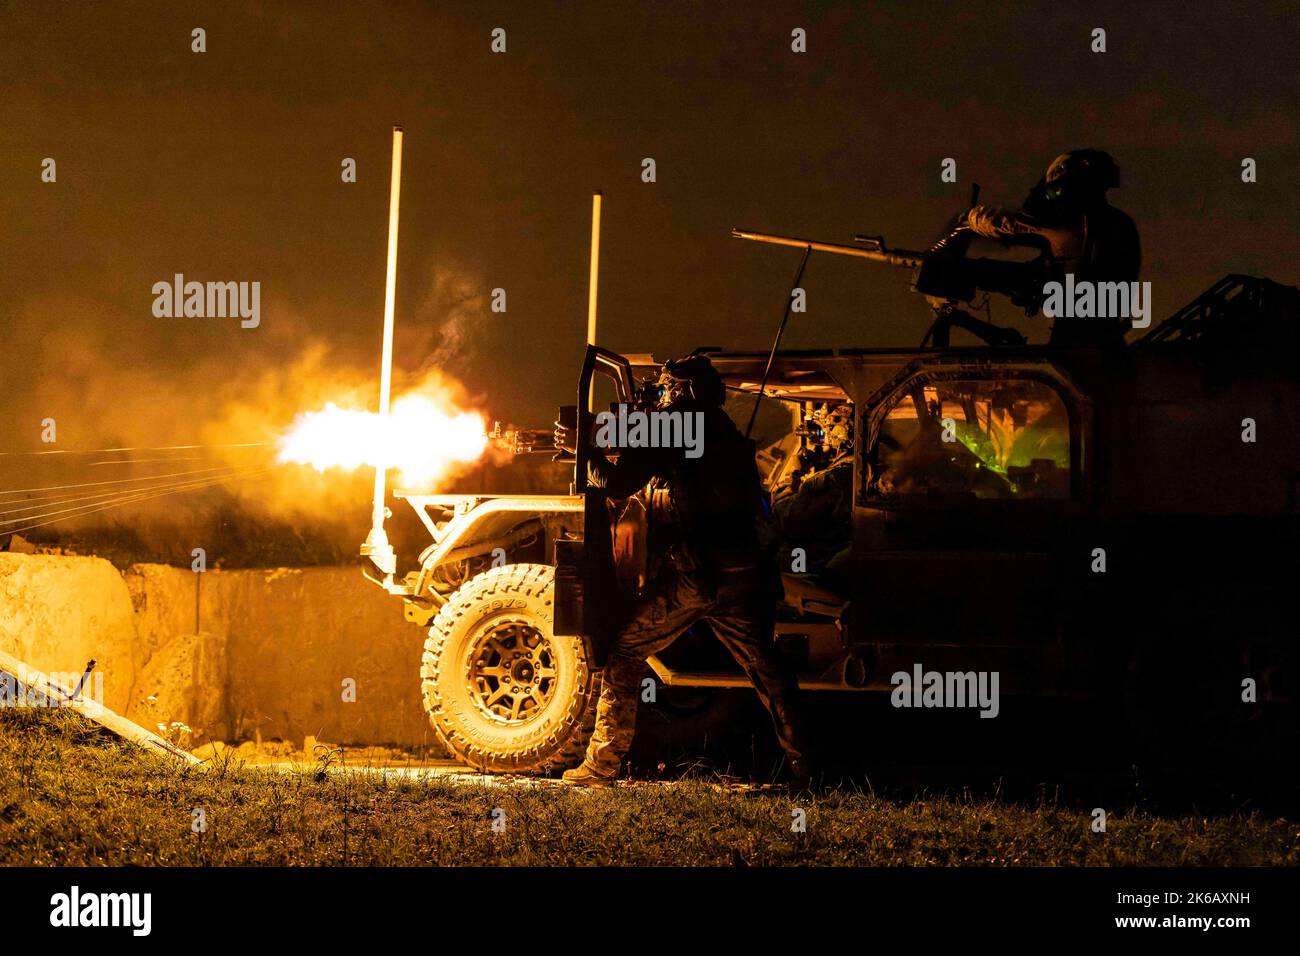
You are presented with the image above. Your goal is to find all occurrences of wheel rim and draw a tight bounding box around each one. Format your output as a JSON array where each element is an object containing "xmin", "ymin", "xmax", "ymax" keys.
[{"xmin": 466, "ymin": 620, "xmax": 559, "ymax": 725}]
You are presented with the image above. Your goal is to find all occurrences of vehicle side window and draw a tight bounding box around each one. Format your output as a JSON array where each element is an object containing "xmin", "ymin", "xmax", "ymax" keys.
[{"xmin": 865, "ymin": 377, "xmax": 1071, "ymax": 502}]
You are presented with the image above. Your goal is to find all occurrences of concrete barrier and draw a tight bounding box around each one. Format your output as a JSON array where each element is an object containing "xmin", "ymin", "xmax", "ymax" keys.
[
  {"xmin": 0, "ymin": 554, "xmax": 138, "ymax": 713},
  {"xmin": 0, "ymin": 554, "xmax": 438, "ymax": 749}
]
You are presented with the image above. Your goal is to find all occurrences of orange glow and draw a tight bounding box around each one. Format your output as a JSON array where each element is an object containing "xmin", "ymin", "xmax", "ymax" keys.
[{"xmin": 278, "ymin": 388, "xmax": 488, "ymax": 487}]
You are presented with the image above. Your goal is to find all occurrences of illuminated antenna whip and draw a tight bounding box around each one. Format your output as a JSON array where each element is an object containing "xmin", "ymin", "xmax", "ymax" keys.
[{"xmin": 361, "ymin": 125, "xmax": 404, "ymax": 581}]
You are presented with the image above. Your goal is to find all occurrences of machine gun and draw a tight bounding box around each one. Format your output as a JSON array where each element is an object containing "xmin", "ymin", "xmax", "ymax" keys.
[
  {"xmin": 491, "ymin": 377, "xmax": 664, "ymax": 460},
  {"xmin": 732, "ymin": 190, "xmax": 1048, "ymax": 347},
  {"xmin": 489, "ymin": 422, "xmax": 564, "ymax": 456}
]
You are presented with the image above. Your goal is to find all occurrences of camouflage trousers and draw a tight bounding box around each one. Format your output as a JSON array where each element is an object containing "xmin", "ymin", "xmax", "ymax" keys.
[{"xmin": 582, "ymin": 563, "xmax": 808, "ymax": 776}]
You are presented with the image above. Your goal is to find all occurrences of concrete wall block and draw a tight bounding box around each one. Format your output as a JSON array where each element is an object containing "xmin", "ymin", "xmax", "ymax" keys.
[
  {"xmin": 1, "ymin": 554, "xmax": 438, "ymax": 749},
  {"xmin": 0, "ymin": 553, "xmax": 138, "ymax": 712}
]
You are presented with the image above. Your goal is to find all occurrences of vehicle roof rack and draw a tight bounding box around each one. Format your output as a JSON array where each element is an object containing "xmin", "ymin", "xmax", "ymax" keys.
[{"xmin": 1137, "ymin": 274, "xmax": 1300, "ymax": 347}]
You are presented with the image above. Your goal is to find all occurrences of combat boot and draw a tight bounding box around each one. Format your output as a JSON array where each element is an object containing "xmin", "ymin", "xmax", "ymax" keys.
[
  {"xmin": 561, "ymin": 761, "xmax": 618, "ymax": 788},
  {"xmin": 787, "ymin": 757, "xmax": 819, "ymax": 795}
]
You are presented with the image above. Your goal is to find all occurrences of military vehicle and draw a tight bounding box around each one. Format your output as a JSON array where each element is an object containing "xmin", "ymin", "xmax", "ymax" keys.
[{"xmin": 362, "ymin": 270, "xmax": 1300, "ymax": 774}]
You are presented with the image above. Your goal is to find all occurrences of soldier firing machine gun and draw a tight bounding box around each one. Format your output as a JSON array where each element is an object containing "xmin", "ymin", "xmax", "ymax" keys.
[{"xmin": 732, "ymin": 186, "xmax": 1050, "ymax": 348}]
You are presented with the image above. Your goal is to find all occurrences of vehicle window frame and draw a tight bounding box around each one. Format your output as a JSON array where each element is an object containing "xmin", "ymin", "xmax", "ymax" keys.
[{"xmin": 858, "ymin": 360, "xmax": 1088, "ymax": 511}]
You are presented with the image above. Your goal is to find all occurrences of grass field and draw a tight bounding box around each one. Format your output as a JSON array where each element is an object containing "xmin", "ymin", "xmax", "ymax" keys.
[{"xmin": 1, "ymin": 706, "xmax": 1296, "ymax": 867}]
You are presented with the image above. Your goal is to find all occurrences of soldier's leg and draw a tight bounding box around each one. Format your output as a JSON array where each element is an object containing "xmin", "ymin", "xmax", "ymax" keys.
[
  {"xmin": 706, "ymin": 591, "xmax": 811, "ymax": 776},
  {"xmin": 579, "ymin": 572, "xmax": 706, "ymax": 777}
]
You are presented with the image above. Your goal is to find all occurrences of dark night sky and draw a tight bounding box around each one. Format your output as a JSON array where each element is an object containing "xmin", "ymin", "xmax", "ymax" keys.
[{"xmin": 2, "ymin": 0, "xmax": 1298, "ymax": 448}]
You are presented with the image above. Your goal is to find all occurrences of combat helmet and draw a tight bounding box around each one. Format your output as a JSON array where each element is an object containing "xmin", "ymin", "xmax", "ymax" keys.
[{"xmin": 1043, "ymin": 149, "xmax": 1120, "ymax": 201}]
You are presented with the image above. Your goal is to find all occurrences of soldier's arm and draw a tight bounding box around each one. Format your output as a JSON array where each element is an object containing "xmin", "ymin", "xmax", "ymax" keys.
[
  {"xmin": 556, "ymin": 417, "xmax": 665, "ymax": 497},
  {"xmin": 962, "ymin": 205, "xmax": 1043, "ymax": 240},
  {"xmin": 963, "ymin": 205, "xmax": 1079, "ymax": 259},
  {"xmin": 587, "ymin": 445, "xmax": 664, "ymax": 498}
]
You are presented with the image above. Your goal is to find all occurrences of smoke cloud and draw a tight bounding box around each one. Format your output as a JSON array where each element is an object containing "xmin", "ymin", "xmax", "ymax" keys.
[{"xmin": 1, "ymin": 264, "xmax": 508, "ymax": 565}]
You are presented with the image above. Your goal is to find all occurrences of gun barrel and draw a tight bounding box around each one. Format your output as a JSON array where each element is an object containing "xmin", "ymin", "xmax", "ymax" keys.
[
  {"xmin": 731, "ymin": 227, "xmax": 924, "ymax": 269},
  {"xmin": 489, "ymin": 423, "xmax": 559, "ymax": 456}
]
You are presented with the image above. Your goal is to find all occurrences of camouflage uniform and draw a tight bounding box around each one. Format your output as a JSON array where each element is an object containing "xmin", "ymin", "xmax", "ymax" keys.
[
  {"xmin": 583, "ymin": 555, "xmax": 806, "ymax": 776},
  {"xmin": 773, "ymin": 453, "xmax": 853, "ymax": 585},
  {"xmin": 571, "ymin": 363, "xmax": 809, "ymax": 782}
]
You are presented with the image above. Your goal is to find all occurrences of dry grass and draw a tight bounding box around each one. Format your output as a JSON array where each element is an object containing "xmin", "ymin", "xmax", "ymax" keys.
[{"xmin": 1, "ymin": 707, "xmax": 1296, "ymax": 866}]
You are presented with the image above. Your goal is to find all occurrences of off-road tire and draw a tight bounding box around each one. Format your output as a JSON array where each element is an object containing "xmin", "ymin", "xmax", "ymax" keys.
[{"xmin": 420, "ymin": 563, "xmax": 601, "ymax": 773}]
